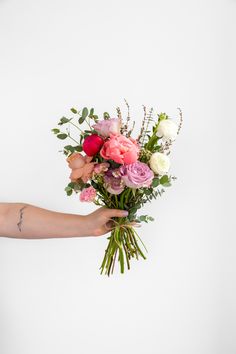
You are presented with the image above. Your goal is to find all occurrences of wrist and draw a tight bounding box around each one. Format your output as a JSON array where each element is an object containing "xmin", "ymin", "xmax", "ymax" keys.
[{"xmin": 73, "ymin": 214, "xmax": 90, "ymax": 237}]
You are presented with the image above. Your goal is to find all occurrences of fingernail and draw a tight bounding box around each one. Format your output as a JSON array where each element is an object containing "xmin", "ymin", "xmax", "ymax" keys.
[{"xmin": 122, "ymin": 211, "xmax": 129, "ymax": 216}]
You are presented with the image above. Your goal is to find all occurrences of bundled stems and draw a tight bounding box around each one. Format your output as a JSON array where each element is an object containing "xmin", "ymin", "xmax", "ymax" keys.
[{"xmin": 99, "ymin": 224, "xmax": 147, "ymax": 276}]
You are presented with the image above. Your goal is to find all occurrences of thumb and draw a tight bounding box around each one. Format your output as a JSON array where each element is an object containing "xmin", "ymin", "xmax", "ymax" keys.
[{"xmin": 105, "ymin": 208, "xmax": 129, "ymax": 218}]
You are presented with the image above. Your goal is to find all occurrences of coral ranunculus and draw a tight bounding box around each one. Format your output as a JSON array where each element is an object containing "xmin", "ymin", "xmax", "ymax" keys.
[
  {"xmin": 100, "ymin": 134, "xmax": 139, "ymax": 164},
  {"xmin": 82, "ymin": 134, "xmax": 104, "ymax": 156},
  {"xmin": 66, "ymin": 153, "xmax": 95, "ymax": 183}
]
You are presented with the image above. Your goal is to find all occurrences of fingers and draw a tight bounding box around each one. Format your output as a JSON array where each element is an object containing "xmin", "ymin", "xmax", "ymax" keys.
[
  {"xmin": 103, "ymin": 208, "xmax": 129, "ymax": 218},
  {"xmin": 104, "ymin": 220, "xmax": 116, "ymax": 231}
]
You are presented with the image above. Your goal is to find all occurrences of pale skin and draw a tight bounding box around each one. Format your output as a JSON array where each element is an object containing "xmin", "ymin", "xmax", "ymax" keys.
[{"xmin": 0, "ymin": 203, "xmax": 129, "ymax": 239}]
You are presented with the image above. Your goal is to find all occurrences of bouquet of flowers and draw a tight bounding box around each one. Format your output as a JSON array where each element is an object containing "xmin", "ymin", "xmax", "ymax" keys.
[{"xmin": 51, "ymin": 100, "xmax": 182, "ymax": 276}]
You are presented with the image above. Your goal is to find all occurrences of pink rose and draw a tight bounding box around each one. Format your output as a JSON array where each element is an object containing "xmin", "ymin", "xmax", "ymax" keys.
[
  {"xmin": 100, "ymin": 134, "xmax": 139, "ymax": 164},
  {"xmin": 119, "ymin": 161, "xmax": 154, "ymax": 188},
  {"xmin": 92, "ymin": 118, "xmax": 121, "ymax": 137},
  {"xmin": 79, "ymin": 186, "xmax": 97, "ymax": 202},
  {"xmin": 66, "ymin": 153, "xmax": 95, "ymax": 183}
]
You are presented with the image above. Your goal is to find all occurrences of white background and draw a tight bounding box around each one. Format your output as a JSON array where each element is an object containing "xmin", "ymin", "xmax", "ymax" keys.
[{"xmin": 0, "ymin": 0, "xmax": 235, "ymax": 353}]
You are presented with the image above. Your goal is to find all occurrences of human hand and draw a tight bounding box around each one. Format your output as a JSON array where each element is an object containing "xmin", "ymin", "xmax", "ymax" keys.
[{"xmin": 83, "ymin": 207, "xmax": 129, "ymax": 237}]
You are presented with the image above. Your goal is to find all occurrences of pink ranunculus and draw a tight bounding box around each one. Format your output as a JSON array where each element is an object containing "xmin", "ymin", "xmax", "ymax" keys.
[
  {"xmin": 103, "ymin": 169, "xmax": 125, "ymax": 195},
  {"xmin": 92, "ymin": 118, "xmax": 121, "ymax": 137},
  {"xmin": 100, "ymin": 134, "xmax": 139, "ymax": 164},
  {"xmin": 66, "ymin": 153, "xmax": 95, "ymax": 183},
  {"xmin": 93, "ymin": 162, "xmax": 110, "ymax": 175},
  {"xmin": 79, "ymin": 186, "xmax": 97, "ymax": 202},
  {"xmin": 119, "ymin": 161, "xmax": 154, "ymax": 189}
]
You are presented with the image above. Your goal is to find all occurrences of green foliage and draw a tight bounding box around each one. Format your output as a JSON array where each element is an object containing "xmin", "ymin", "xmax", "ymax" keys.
[
  {"xmin": 82, "ymin": 107, "xmax": 88, "ymax": 119},
  {"xmin": 65, "ymin": 186, "xmax": 73, "ymax": 196},
  {"xmin": 103, "ymin": 112, "xmax": 110, "ymax": 119},
  {"xmin": 57, "ymin": 133, "xmax": 68, "ymax": 140},
  {"xmin": 89, "ymin": 108, "xmax": 94, "ymax": 117},
  {"xmin": 64, "ymin": 180, "xmax": 90, "ymax": 196},
  {"xmin": 136, "ymin": 215, "xmax": 155, "ymax": 223},
  {"xmin": 51, "ymin": 128, "xmax": 60, "ymax": 134},
  {"xmin": 63, "ymin": 145, "xmax": 83, "ymax": 154},
  {"xmin": 92, "ymin": 115, "xmax": 99, "ymax": 122},
  {"xmin": 58, "ymin": 117, "xmax": 72, "ymax": 125},
  {"xmin": 70, "ymin": 108, "xmax": 77, "ymax": 114},
  {"xmin": 160, "ymin": 175, "xmax": 171, "ymax": 187},
  {"xmin": 152, "ymin": 177, "xmax": 160, "ymax": 187},
  {"xmin": 158, "ymin": 112, "xmax": 169, "ymax": 121}
]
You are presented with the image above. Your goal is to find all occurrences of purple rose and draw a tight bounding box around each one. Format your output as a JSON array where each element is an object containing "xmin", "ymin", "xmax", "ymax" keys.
[
  {"xmin": 119, "ymin": 161, "xmax": 154, "ymax": 189},
  {"xmin": 104, "ymin": 169, "xmax": 125, "ymax": 195},
  {"xmin": 92, "ymin": 118, "xmax": 121, "ymax": 137}
]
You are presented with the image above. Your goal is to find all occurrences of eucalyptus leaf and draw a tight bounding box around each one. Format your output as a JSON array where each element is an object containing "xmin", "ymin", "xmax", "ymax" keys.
[
  {"xmin": 63, "ymin": 145, "xmax": 75, "ymax": 153},
  {"xmin": 82, "ymin": 107, "xmax": 88, "ymax": 119},
  {"xmin": 160, "ymin": 175, "xmax": 169, "ymax": 185},
  {"xmin": 51, "ymin": 128, "xmax": 60, "ymax": 134},
  {"xmin": 89, "ymin": 108, "xmax": 94, "ymax": 117},
  {"xmin": 57, "ymin": 133, "xmax": 68, "ymax": 140},
  {"xmin": 152, "ymin": 178, "xmax": 160, "ymax": 187},
  {"xmin": 59, "ymin": 117, "xmax": 71, "ymax": 125},
  {"xmin": 103, "ymin": 112, "xmax": 110, "ymax": 119}
]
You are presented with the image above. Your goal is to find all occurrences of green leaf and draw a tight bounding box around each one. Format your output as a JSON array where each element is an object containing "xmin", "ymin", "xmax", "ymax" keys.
[
  {"xmin": 57, "ymin": 133, "xmax": 68, "ymax": 140},
  {"xmin": 163, "ymin": 182, "xmax": 171, "ymax": 187},
  {"xmin": 139, "ymin": 215, "xmax": 147, "ymax": 222},
  {"xmin": 103, "ymin": 112, "xmax": 110, "ymax": 119},
  {"xmin": 68, "ymin": 182, "xmax": 76, "ymax": 188},
  {"xmin": 152, "ymin": 178, "xmax": 160, "ymax": 187},
  {"xmin": 78, "ymin": 107, "xmax": 89, "ymax": 124},
  {"xmin": 158, "ymin": 113, "xmax": 168, "ymax": 121},
  {"xmin": 74, "ymin": 145, "xmax": 83, "ymax": 152},
  {"xmin": 82, "ymin": 107, "xmax": 88, "ymax": 119},
  {"xmin": 89, "ymin": 108, "xmax": 94, "ymax": 117},
  {"xmin": 70, "ymin": 108, "xmax": 77, "ymax": 114},
  {"xmin": 63, "ymin": 145, "xmax": 75, "ymax": 153},
  {"xmin": 160, "ymin": 175, "xmax": 169, "ymax": 185},
  {"xmin": 65, "ymin": 186, "xmax": 73, "ymax": 196},
  {"xmin": 145, "ymin": 189, "xmax": 152, "ymax": 195},
  {"xmin": 160, "ymin": 175, "xmax": 171, "ymax": 187},
  {"xmin": 58, "ymin": 117, "xmax": 71, "ymax": 125},
  {"xmin": 51, "ymin": 128, "xmax": 60, "ymax": 134}
]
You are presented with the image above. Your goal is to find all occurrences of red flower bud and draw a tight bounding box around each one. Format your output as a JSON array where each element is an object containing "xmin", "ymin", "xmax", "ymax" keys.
[{"xmin": 82, "ymin": 134, "xmax": 104, "ymax": 156}]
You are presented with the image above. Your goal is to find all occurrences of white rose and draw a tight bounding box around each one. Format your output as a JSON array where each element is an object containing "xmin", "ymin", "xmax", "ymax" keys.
[
  {"xmin": 149, "ymin": 152, "xmax": 170, "ymax": 175},
  {"xmin": 157, "ymin": 119, "xmax": 178, "ymax": 141}
]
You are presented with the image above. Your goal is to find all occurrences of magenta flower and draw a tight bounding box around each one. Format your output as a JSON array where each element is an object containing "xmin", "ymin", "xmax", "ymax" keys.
[
  {"xmin": 92, "ymin": 118, "xmax": 121, "ymax": 137},
  {"xmin": 119, "ymin": 161, "xmax": 154, "ymax": 189},
  {"xmin": 79, "ymin": 186, "xmax": 97, "ymax": 202},
  {"xmin": 104, "ymin": 169, "xmax": 125, "ymax": 195}
]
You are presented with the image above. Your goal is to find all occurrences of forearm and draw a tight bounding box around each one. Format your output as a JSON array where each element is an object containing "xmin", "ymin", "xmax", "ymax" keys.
[{"xmin": 0, "ymin": 203, "xmax": 87, "ymax": 239}]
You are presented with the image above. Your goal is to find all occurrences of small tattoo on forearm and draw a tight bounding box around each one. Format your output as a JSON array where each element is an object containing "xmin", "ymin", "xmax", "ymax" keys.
[{"xmin": 17, "ymin": 205, "xmax": 27, "ymax": 232}]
